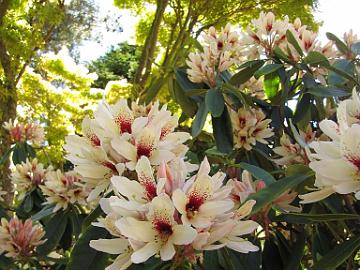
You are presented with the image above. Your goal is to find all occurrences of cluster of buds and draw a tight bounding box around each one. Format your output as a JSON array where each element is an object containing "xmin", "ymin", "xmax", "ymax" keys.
[
  {"xmin": 3, "ymin": 120, "xmax": 44, "ymax": 145},
  {"xmin": 90, "ymin": 157, "xmax": 259, "ymax": 269},
  {"xmin": 273, "ymin": 125, "xmax": 315, "ymax": 166},
  {"xmin": 229, "ymin": 107, "xmax": 273, "ymax": 151},
  {"xmin": 0, "ymin": 217, "xmax": 45, "ymax": 258},
  {"xmin": 11, "ymin": 158, "xmax": 46, "ymax": 200},
  {"xmin": 300, "ymin": 89, "xmax": 360, "ymax": 203},
  {"xmin": 186, "ymin": 23, "xmax": 242, "ymax": 87},
  {"xmin": 41, "ymin": 170, "xmax": 89, "ymax": 212},
  {"xmin": 64, "ymin": 100, "xmax": 191, "ymax": 202}
]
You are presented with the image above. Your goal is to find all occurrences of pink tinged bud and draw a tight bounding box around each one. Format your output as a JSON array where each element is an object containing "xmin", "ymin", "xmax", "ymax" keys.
[
  {"xmin": 158, "ymin": 162, "xmax": 174, "ymax": 194},
  {"xmin": 255, "ymin": 180, "xmax": 266, "ymax": 191}
]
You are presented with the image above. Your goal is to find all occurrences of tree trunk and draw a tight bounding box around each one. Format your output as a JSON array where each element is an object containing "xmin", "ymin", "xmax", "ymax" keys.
[
  {"xmin": 133, "ymin": 0, "xmax": 169, "ymax": 97},
  {"xmin": 0, "ymin": 84, "xmax": 17, "ymax": 204}
]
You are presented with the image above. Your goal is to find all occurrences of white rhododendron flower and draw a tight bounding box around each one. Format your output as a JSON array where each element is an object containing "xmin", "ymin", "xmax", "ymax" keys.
[
  {"xmin": 0, "ymin": 217, "xmax": 46, "ymax": 258},
  {"xmin": 300, "ymin": 89, "xmax": 360, "ymax": 203},
  {"xmin": 90, "ymin": 157, "xmax": 259, "ymax": 268},
  {"xmin": 228, "ymin": 170, "xmax": 301, "ymax": 213},
  {"xmin": 40, "ymin": 170, "xmax": 89, "ymax": 212},
  {"xmin": 11, "ymin": 158, "xmax": 46, "ymax": 200},
  {"xmin": 3, "ymin": 119, "xmax": 44, "ymax": 145},
  {"xmin": 64, "ymin": 99, "xmax": 190, "ymax": 201},
  {"xmin": 229, "ymin": 107, "xmax": 273, "ymax": 151},
  {"xmin": 186, "ymin": 23, "xmax": 242, "ymax": 87},
  {"xmin": 273, "ymin": 125, "xmax": 315, "ymax": 166}
]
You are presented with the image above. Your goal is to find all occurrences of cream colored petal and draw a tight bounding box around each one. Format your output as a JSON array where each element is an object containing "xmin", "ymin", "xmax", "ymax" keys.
[
  {"xmin": 231, "ymin": 220, "xmax": 259, "ymax": 236},
  {"xmin": 299, "ymin": 187, "xmax": 334, "ymax": 204},
  {"xmin": 333, "ymin": 181, "xmax": 360, "ymax": 195},
  {"xmin": 116, "ymin": 218, "xmax": 155, "ymax": 243},
  {"xmin": 89, "ymin": 238, "xmax": 129, "ymax": 254},
  {"xmin": 171, "ymin": 225, "xmax": 197, "ymax": 245},
  {"xmin": 111, "ymin": 138, "xmax": 137, "ymax": 161},
  {"xmin": 172, "ymin": 189, "xmax": 187, "ymax": 214},
  {"xmin": 160, "ymin": 241, "xmax": 176, "ymax": 261},
  {"xmin": 225, "ymin": 238, "xmax": 259, "ymax": 253},
  {"xmin": 199, "ymin": 200, "xmax": 234, "ymax": 217},
  {"xmin": 131, "ymin": 242, "xmax": 160, "ymax": 264}
]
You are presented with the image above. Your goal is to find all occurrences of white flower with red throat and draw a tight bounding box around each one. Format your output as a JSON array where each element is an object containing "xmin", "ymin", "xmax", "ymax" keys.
[
  {"xmin": 11, "ymin": 158, "xmax": 46, "ymax": 200},
  {"xmin": 229, "ymin": 107, "xmax": 273, "ymax": 151},
  {"xmin": 0, "ymin": 217, "xmax": 45, "ymax": 258},
  {"xmin": 64, "ymin": 99, "xmax": 190, "ymax": 201},
  {"xmin": 172, "ymin": 157, "xmax": 234, "ymax": 228},
  {"xmin": 40, "ymin": 170, "xmax": 89, "ymax": 212},
  {"xmin": 192, "ymin": 200, "xmax": 259, "ymax": 253},
  {"xmin": 300, "ymin": 90, "xmax": 360, "ymax": 203},
  {"xmin": 116, "ymin": 194, "xmax": 197, "ymax": 263}
]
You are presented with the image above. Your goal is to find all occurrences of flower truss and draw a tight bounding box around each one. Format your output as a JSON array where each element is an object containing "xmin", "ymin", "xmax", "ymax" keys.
[
  {"xmin": 3, "ymin": 119, "xmax": 44, "ymax": 145},
  {"xmin": 0, "ymin": 216, "xmax": 45, "ymax": 259},
  {"xmin": 273, "ymin": 125, "xmax": 315, "ymax": 166},
  {"xmin": 11, "ymin": 158, "xmax": 46, "ymax": 200},
  {"xmin": 41, "ymin": 169, "xmax": 89, "ymax": 212},
  {"xmin": 90, "ymin": 157, "xmax": 259, "ymax": 270},
  {"xmin": 64, "ymin": 100, "xmax": 190, "ymax": 202},
  {"xmin": 186, "ymin": 23, "xmax": 243, "ymax": 87},
  {"xmin": 229, "ymin": 107, "xmax": 273, "ymax": 151},
  {"xmin": 300, "ymin": 89, "xmax": 360, "ymax": 203}
]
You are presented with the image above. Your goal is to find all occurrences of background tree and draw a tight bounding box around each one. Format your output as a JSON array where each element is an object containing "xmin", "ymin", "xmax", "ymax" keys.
[
  {"xmin": 114, "ymin": 0, "xmax": 319, "ymax": 102},
  {"xmin": 0, "ymin": 0, "xmax": 98, "ymax": 202},
  {"xmin": 87, "ymin": 42, "xmax": 140, "ymax": 89}
]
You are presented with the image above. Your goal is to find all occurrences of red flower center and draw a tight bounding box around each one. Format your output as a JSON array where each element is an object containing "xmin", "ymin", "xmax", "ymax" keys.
[
  {"xmin": 153, "ymin": 220, "xmax": 173, "ymax": 237},
  {"xmin": 186, "ymin": 193, "xmax": 205, "ymax": 213},
  {"xmin": 137, "ymin": 144, "xmax": 152, "ymax": 159}
]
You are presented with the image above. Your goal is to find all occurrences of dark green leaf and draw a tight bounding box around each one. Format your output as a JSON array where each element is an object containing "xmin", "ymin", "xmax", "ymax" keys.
[
  {"xmin": 66, "ymin": 226, "xmax": 109, "ymax": 270},
  {"xmin": 12, "ymin": 143, "xmax": 27, "ymax": 165},
  {"xmin": 171, "ymin": 79, "xmax": 197, "ymax": 117},
  {"xmin": 204, "ymin": 250, "xmax": 220, "ymax": 270},
  {"xmin": 25, "ymin": 143, "xmax": 36, "ymax": 158},
  {"xmin": 82, "ymin": 204, "xmax": 103, "ymax": 231},
  {"xmin": 284, "ymin": 232, "xmax": 306, "ymax": 270},
  {"xmin": 229, "ymin": 60, "xmax": 264, "ymax": 85},
  {"xmin": 174, "ymin": 68, "xmax": 205, "ymax": 91},
  {"xmin": 37, "ymin": 211, "xmax": 69, "ymax": 255},
  {"xmin": 248, "ymin": 174, "xmax": 312, "ymax": 214},
  {"xmin": 237, "ymin": 162, "xmax": 275, "ymax": 185},
  {"xmin": 308, "ymin": 86, "xmax": 350, "ymax": 97},
  {"xmin": 273, "ymin": 46, "xmax": 291, "ymax": 62},
  {"xmin": 274, "ymin": 213, "xmax": 360, "ymax": 224},
  {"xmin": 254, "ymin": 64, "xmax": 283, "ymax": 79},
  {"xmin": 326, "ymin": 32, "xmax": 350, "ymax": 55},
  {"xmin": 212, "ymin": 107, "xmax": 233, "ymax": 153},
  {"xmin": 31, "ymin": 205, "xmax": 55, "ymax": 221},
  {"xmin": 294, "ymin": 93, "xmax": 311, "ymax": 123},
  {"xmin": 328, "ymin": 59, "xmax": 355, "ymax": 86},
  {"xmin": 23, "ymin": 194, "xmax": 34, "ymax": 213},
  {"xmin": 205, "ymin": 88, "xmax": 225, "ymax": 117},
  {"xmin": 286, "ymin": 30, "xmax": 304, "ymax": 56},
  {"xmin": 310, "ymin": 235, "xmax": 360, "ymax": 270},
  {"xmin": 351, "ymin": 42, "xmax": 360, "ymax": 55},
  {"xmin": 191, "ymin": 102, "xmax": 209, "ymax": 137},
  {"xmin": 304, "ymin": 52, "xmax": 329, "ymax": 66}
]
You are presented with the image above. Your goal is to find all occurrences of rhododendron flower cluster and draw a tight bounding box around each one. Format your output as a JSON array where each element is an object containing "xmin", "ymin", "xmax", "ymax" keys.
[
  {"xmin": 41, "ymin": 170, "xmax": 89, "ymax": 212},
  {"xmin": 229, "ymin": 107, "xmax": 273, "ymax": 150},
  {"xmin": 11, "ymin": 158, "xmax": 46, "ymax": 199},
  {"xmin": 300, "ymin": 89, "xmax": 360, "ymax": 203},
  {"xmin": 64, "ymin": 100, "xmax": 190, "ymax": 202},
  {"xmin": 90, "ymin": 157, "xmax": 259, "ymax": 269},
  {"xmin": 186, "ymin": 23, "xmax": 242, "ymax": 87},
  {"xmin": 227, "ymin": 170, "xmax": 301, "ymax": 213},
  {"xmin": 273, "ymin": 125, "xmax": 315, "ymax": 166},
  {"xmin": 3, "ymin": 119, "xmax": 44, "ymax": 145},
  {"xmin": 0, "ymin": 217, "xmax": 45, "ymax": 258}
]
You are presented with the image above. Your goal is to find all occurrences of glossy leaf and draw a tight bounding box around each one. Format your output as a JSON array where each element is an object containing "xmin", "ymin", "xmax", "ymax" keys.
[
  {"xmin": 192, "ymin": 101, "xmax": 209, "ymax": 137},
  {"xmin": 274, "ymin": 213, "xmax": 360, "ymax": 224},
  {"xmin": 286, "ymin": 30, "xmax": 304, "ymax": 56},
  {"xmin": 247, "ymin": 174, "xmax": 312, "ymax": 214},
  {"xmin": 304, "ymin": 51, "xmax": 329, "ymax": 66},
  {"xmin": 237, "ymin": 162, "xmax": 275, "ymax": 185},
  {"xmin": 66, "ymin": 226, "xmax": 109, "ymax": 270},
  {"xmin": 205, "ymin": 88, "xmax": 225, "ymax": 117},
  {"xmin": 310, "ymin": 235, "xmax": 360, "ymax": 270},
  {"xmin": 326, "ymin": 32, "xmax": 350, "ymax": 55},
  {"xmin": 254, "ymin": 64, "xmax": 283, "ymax": 79},
  {"xmin": 307, "ymin": 86, "xmax": 349, "ymax": 97},
  {"xmin": 229, "ymin": 60, "xmax": 264, "ymax": 85},
  {"xmin": 37, "ymin": 211, "xmax": 69, "ymax": 255},
  {"xmin": 264, "ymin": 72, "xmax": 280, "ymax": 99},
  {"xmin": 31, "ymin": 205, "xmax": 56, "ymax": 221},
  {"xmin": 351, "ymin": 41, "xmax": 360, "ymax": 55},
  {"xmin": 212, "ymin": 107, "xmax": 233, "ymax": 153}
]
